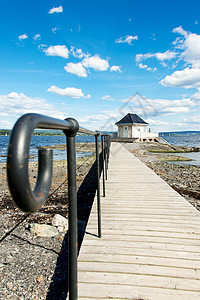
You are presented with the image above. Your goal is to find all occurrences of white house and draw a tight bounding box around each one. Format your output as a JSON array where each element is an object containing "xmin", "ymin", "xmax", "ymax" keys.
[{"xmin": 115, "ymin": 113, "xmax": 158, "ymax": 140}]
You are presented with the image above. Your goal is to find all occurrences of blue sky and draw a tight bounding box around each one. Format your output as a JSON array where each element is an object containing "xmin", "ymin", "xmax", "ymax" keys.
[{"xmin": 1, "ymin": 0, "xmax": 200, "ymax": 132}]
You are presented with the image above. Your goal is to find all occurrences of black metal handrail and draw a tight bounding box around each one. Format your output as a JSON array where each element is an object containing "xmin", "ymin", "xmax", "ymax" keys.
[{"xmin": 6, "ymin": 113, "xmax": 111, "ymax": 300}]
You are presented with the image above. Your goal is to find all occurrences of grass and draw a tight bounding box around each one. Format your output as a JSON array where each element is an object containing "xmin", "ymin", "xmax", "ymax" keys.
[
  {"xmin": 149, "ymin": 149, "xmax": 195, "ymax": 153},
  {"xmin": 159, "ymin": 155, "xmax": 192, "ymax": 162}
]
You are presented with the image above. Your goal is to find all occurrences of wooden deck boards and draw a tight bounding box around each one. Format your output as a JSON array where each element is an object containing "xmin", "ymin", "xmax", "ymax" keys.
[{"xmin": 78, "ymin": 142, "xmax": 200, "ymax": 299}]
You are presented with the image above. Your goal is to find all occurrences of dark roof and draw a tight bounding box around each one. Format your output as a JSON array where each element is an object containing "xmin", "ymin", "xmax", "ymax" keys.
[{"xmin": 115, "ymin": 113, "xmax": 148, "ymax": 125}]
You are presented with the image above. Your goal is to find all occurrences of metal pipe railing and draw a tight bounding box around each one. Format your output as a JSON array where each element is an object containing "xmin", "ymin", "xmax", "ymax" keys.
[
  {"xmin": 95, "ymin": 133, "xmax": 101, "ymax": 238},
  {"xmin": 101, "ymin": 135, "xmax": 105, "ymax": 197},
  {"xmin": 6, "ymin": 113, "xmax": 111, "ymax": 300}
]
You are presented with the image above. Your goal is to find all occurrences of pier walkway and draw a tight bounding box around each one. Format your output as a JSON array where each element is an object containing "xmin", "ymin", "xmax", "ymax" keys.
[{"xmin": 78, "ymin": 142, "xmax": 200, "ymax": 299}]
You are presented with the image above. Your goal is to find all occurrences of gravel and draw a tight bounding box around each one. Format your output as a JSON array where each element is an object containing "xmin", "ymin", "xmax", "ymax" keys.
[
  {"xmin": 1, "ymin": 140, "xmax": 200, "ymax": 298},
  {"xmin": 0, "ymin": 149, "xmax": 96, "ymax": 299}
]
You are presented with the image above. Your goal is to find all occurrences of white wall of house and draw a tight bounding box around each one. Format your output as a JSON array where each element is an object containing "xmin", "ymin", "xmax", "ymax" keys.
[
  {"xmin": 132, "ymin": 124, "xmax": 147, "ymax": 138},
  {"xmin": 117, "ymin": 124, "xmax": 158, "ymax": 138}
]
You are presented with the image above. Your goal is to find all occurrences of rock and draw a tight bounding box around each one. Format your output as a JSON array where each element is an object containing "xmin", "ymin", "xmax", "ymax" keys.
[
  {"xmin": 30, "ymin": 223, "xmax": 58, "ymax": 237},
  {"xmin": 52, "ymin": 214, "xmax": 68, "ymax": 232},
  {"xmin": 36, "ymin": 275, "xmax": 44, "ymax": 283},
  {"xmin": 52, "ymin": 214, "xmax": 68, "ymax": 227},
  {"xmin": 7, "ymin": 282, "xmax": 13, "ymax": 290},
  {"xmin": 57, "ymin": 225, "xmax": 68, "ymax": 233}
]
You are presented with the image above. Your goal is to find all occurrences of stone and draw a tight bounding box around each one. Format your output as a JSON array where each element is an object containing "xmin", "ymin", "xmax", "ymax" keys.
[
  {"xmin": 30, "ymin": 223, "xmax": 58, "ymax": 237},
  {"xmin": 36, "ymin": 275, "xmax": 44, "ymax": 283},
  {"xmin": 57, "ymin": 225, "xmax": 68, "ymax": 232},
  {"xmin": 7, "ymin": 282, "xmax": 13, "ymax": 290},
  {"xmin": 52, "ymin": 214, "xmax": 68, "ymax": 227}
]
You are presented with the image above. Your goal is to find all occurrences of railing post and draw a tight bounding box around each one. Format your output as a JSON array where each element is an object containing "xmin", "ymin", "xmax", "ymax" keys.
[
  {"xmin": 66, "ymin": 135, "xmax": 77, "ymax": 300},
  {"xmin": 95, "ymin": 133, "xmax": 101, "ymax": 238},
  {"xmin": 104, "ymin": 135, "xmax": 108, "ymax": 180},
  {"xmin": 108, "ymin": 136, "xmax": 111, "ymax": 162},
  {"xmin": 101, "ymin": 135, "xmax": 105, "ymax": 197},
  {"xmin": 64, "ymin": 118, "xmax": 79, "ymax": 300}
]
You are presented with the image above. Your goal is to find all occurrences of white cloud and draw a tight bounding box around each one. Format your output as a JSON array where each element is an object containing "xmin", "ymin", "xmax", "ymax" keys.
[
  {"xmin": 138, "ymin": 63, "xmax": 156, "ymax": 72},
  {"xmin": 82, "ymin": 55, "xmax": 109, "ymax": 71},
  {"xmin": 136, "ymin": 50, "xmax": 176, "ymax": 70},
  {"xmin": 115, "ymin": 35, "xmax": 138, "ymax": 45},
  {"xmin": 138, "ymin": 63, "xmax": 148, "ymax": 69},
  {"xmin": 48, "ymin": 6, "xmax": 63, "ymax": 14},
  {"xmin": 72, "ymin": 93, "xmax": 197, "ymax": 131},
  {"xmin": 182, "ymin": 33, "xmax": 200, "ymax": 68},
  {"xmin": 0, "ymin": 92, "xmax": 65, "ymax": 128},
  {"xmin": 44, "ymin": 45, "xmax": 69, "ymax": 58},
  {"xmin": 172, "ymin": 37, "xmax": 184, "ymax": 48},
  {"xmin": 47, "ymin": 85, "xmax": 91, "ymax": 99},
  {"xmin": 172, "ymin": 26, "xmax": 189, "ymax": 37},
  {"xmin": 160, "ymin": 67, "xmax": 200, "ymax": 88},
  {"xmin": 18, "ymin": 34, "xmax": 28, "ymax": 40},
  {"xmin": 182, "ymin": 115, "xmax": 200, "ymax": 123},
  {"xmin": 63, "ymin": 54, "xmax": 109, "ymax": 77},
  {"xmin": 110, "ymin": 65, "xmax": 122, "ymax": 73},
  {"xmin": 162, "ymin": 106, "xmax": 190, "ymax": 113},
  {"xmin": 191, "ymin": 91, "xmax": 200, "ymax": 103},
  {"xmin": 64, "ymin": 62, "xmax": 87, "ymax": 77},
  {"xmin": 102, "ymin": 95, "xmax": 116, "ymax": 101},
  {"xmin": 136, "ymin": 50, "xmax": 177, "ymax": 62},
  {"xmin": 70, "ymin": 47, "xmax": 87, "ymax": 59},
  {"xmin": 171, "ymin": 26, "xmax": 200, "ymax": 68},
  {"xmin": 52, "ymin": 27, "xmax": 59, "ymax": 34},
  {"xmin": 135, "ymin": 54, "xmax": 144, "ymax": 62},
  {"xmin": 155, "ymin": 50, "xmax": 177, "ymax": 61},
  {"xmin": 120, "ymin": 94, "xmax": 195, "ymax": 116},
  {"xmin": 195, "ymin": 20, "xmax": 199, "ymax": 25},
  {"xmin": 146, "ymin": 119, "xmax": 169, "ymax": 126},
  {"xmin": 160, "ymin": 27, "xmax": 200, "ymax": 89},
  {"xmin": 147, "ymin": 66, "xmax": 157, "ymax": 72},
  {"xmin": 33, "ymin": 34, "xmax": 41, "ymax": 41}
]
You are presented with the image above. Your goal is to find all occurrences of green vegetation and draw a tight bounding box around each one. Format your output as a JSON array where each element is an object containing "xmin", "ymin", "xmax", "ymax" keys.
[
  {"xmin": 0, "ymin": 129, "xmax": 65, "ymax": 136},
  {"xmin": 33, "ymin": 132, "xmax": 64, "ymax": 136},
  {"xmin": 160, "ymin": 155, "xmax": 192, "ymax": 162},
  {"xmin": 149, "ymin": 149, "xmax": 196, "ymax": 153},
  {"xmin": 0, "ymin": 130, "xmax": 11, "ymax": 136}
]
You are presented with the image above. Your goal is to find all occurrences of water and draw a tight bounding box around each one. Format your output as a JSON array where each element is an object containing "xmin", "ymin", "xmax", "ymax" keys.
[
  {"xmin": 2, "ymin": 132, "xmax": 200, "ymax": 166},
  {"xmin": 161, "ymin": 133, "xmax": 200, "ymax": 166},
  {"xmin": 0, "ymin": 135, "xmax": 94, "ymax": 163},
  {"xmin": 161, "ymin": 133, "xmax": 200, "ymax": 148}
]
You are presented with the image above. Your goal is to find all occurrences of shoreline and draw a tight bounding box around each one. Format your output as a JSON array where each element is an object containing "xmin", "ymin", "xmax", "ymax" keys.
[{"xmin": 1, "ymin": 141, "xmax": 200, "ymax": 298}]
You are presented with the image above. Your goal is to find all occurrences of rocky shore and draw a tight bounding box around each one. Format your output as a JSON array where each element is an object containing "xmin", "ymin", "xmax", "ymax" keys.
[
  {"xmin": 1, "ymin": 140, "xmax": 200, "ymax": 299},
  {"xmin": 0, "ymin": 145, "xmax": 96, "ymax": 299}
]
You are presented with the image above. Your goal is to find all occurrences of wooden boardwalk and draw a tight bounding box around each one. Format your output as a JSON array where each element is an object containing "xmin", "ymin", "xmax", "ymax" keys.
[{"xmin": 78, "ymin": 142, "xmax": 200, "ymax": 299}]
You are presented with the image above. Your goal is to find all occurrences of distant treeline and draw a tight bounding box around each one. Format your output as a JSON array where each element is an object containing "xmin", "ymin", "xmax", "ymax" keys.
[
  {"xmin": 0, "ymin": 129, "xmax": 65, "ymax": 136},
  {"xmin": 160, "ymin": 131, "xmax": 200, "ymax": 136},
  {"xmin": 0, "ymin": 129, "xmax": 114, "ymax": 136},
  {"xmin": 0, "ymin": 130, "xmax": 11, "ymax": 135},
  {"xmin": 0, "ymin": 129, "xmax": 116, "ymax": 136}
]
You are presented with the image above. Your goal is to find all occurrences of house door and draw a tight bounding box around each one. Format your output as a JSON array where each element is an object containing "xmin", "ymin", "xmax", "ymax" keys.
[{"xmin": 123, "ymin": 126, "xmax": 128, "ymax": 137}]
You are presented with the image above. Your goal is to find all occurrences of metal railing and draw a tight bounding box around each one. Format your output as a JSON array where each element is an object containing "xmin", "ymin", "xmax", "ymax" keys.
[{"xmin": 6, "ymin": 113, "xmax": 111, "ymax": 300}]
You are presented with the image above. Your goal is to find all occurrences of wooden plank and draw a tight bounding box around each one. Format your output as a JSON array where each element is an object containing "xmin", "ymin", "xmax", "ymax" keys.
[
  {"xmin": 77, "ymin": 142, "xmax": 200, "ymax": 299},
  {"xmin": 78, "ymin": 283, "xmax": 200, "ymax": 300}
]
